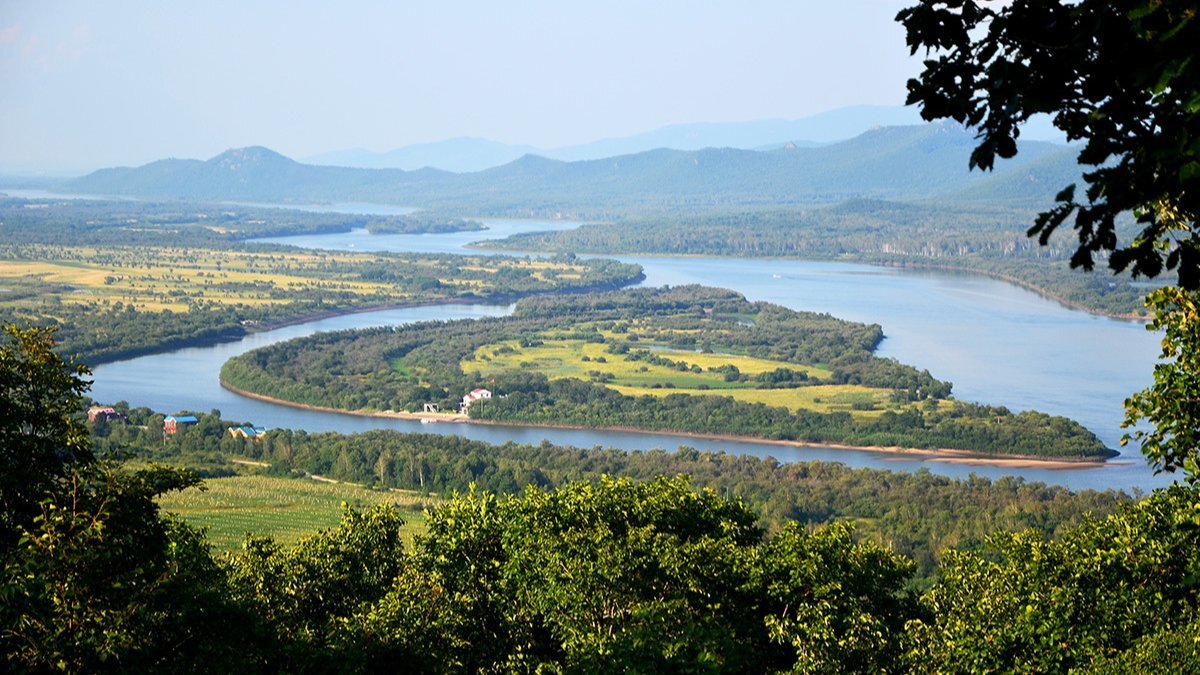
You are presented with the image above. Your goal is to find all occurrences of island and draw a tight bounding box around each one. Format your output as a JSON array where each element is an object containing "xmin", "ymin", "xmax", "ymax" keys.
[{"xmin": 221, "ymin": 285, "xmax": 1116, "ymax": 461}]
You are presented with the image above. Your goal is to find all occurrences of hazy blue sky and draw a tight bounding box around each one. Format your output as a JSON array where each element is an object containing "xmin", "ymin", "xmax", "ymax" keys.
[{"xmin": 0, "ymin": 1, "xmax": 918, "ymax": 172}]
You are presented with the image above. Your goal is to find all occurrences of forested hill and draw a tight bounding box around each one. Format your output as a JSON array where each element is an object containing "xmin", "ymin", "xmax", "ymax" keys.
[{"xmin": 64, "ymin": 124, "xmax": 1078, "ymax": 214}]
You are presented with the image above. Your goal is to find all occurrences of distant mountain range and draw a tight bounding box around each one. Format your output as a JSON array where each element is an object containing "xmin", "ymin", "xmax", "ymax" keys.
[
  {"xmin": 302, "ymin": 105, "xmax": 1066, "ymax": 173},
  {"xmin": 303, "ymin": 106, "xmax": 917, "ymax": 172},
  {"xmin": 305, "ymin": 137, "xmax": 541, "ymax": 173},
  {"xmin": 64, "ymin": 122, "xmax": 1081, "ymax": 215}
]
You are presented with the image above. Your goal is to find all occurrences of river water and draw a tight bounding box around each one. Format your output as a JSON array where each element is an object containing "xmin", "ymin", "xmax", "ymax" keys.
[{"xmin": 75, "ymin": 206, "xmax": 1168, "ymax": 492}]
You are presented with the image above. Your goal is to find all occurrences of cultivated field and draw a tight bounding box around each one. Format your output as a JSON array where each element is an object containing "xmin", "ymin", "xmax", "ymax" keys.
[
  {"xmin": 158, "ymin": 474, "xmax": 438, "ymax": 553},
  {"xmin": 463, "ymin": 335, "xmax": 913, "ymax": 418},
  {"xmin": 0, "ymin": 243, "xmax": 604, "ymax": 315}
]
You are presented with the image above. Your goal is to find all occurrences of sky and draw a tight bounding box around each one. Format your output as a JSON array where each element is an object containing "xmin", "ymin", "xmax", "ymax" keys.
[{"xmin": 0, "ymin": 1, "xmax": 920, "ymax": 173}]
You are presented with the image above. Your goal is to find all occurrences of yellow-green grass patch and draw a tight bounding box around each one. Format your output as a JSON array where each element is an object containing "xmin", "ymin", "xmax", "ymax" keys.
[
  {"xmin": 463, "ymin": 336, "xmax": 909, "ymax": 418},
  {"xmin": 0, "ymin": 245, "xmax": 484, "ymax": 316},
  {"xmin": 157, "ymin": 474, "xmax": 437, "ymax": 553},
  {"xmin": 647, "ymin": 347, "xmax": 834, "ymax": 380},
  {"xmin": 0, "ymin": 260, "xmax": 114, "ymax": 287},
  {"xmin": 464, "ymin": 338, "xmax": 833, "ymax": 389},
  {"xmin": 608, "ymin": 383, "xmax": 907, "ymax": 417}
]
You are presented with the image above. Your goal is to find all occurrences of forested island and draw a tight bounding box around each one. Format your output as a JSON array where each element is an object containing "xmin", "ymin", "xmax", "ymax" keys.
[
  {"xmin": 479, "ymin": 200, "xmax": 1154, "ymax": 318},
  {"xmin": 0, "ymin": 197, "xmax": 642, "ymax": 363},
  {"xmin": 364, "ymin": 214, "xmax": 484, "ymax": 235},
  {"xmin": 221, "ymin": 285, "xmax": 1113, "ymax": 460}
]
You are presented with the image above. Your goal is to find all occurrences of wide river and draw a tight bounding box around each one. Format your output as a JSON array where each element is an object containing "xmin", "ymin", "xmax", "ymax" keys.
[{"xmin": 80, "ymin": 204, "xmax": 1168, "ymax": 492}]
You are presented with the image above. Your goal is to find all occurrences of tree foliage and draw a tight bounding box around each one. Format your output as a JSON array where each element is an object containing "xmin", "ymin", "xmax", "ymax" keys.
[
  {"xmin": 97, "ymin": 410, "xmax": 1129, "ymax": 587},
  {"xmin": 898, "ymin": 0, "xmax": 1200, "ymax": 288},
  {"xmin": 905, "ymin": 484, "xmax": 1200, "ymax": 671},
  {"xmin": 1123, "ymin": 287, "xmax": 1200, "ymax": 476},
  {"xmin": 1, "ymin": 464, "xmax": 255, "ymax": 674},
  {"xmin": 0, "ymin": 325, "xmax": 254, "ymax": 673},
  {"xmin": 899, "ymin": 0, "xmax": 1200, "ymax": 477},
  {"xmin": 0, "ymin": 325, "xmax": 92, "ymax": 531},
  {"xmin": 227, "ymin": 476, "xmax": 916, "ymax": 673}
]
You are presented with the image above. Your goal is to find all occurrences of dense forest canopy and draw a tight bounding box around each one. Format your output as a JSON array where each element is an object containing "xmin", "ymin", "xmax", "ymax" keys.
[
  {"xmin": 0, "ymin": 196, "xmax": 482, "ymax": 246},
  {"xmin": 91, "ymin": 402, "xmax": 1130, "ymax": 586}
]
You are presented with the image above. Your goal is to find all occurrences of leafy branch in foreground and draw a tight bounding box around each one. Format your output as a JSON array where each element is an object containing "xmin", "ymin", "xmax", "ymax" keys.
[
  {"xmin": 898, "ymin": 0, "xmax": 1199, "ymax": 288},
  {"xmin": 1123, "ymin": 287, "xmax": 1200, "ymax": 477}
]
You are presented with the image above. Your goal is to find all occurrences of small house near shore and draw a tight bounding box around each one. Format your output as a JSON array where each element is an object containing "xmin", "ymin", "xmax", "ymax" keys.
[
  {"xmin": 87, "ymin": 406, "xmax": 127, "ymax": 424},
  {"xmin": 459, "ymin": 388, "xmax": 492, "ymax": 413},
  {"xmin": 228, "ymin": 425, "xmax": 268, "ymax": 440},
  {"xmin": 163, "ymin": 415, "xmax": 199, "ymax": 435}
]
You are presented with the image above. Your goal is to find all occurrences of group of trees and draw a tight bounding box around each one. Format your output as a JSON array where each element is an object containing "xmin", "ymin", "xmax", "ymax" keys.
[
  {"xmin": 363, "ymin": 214, "xmax": 484, "ymax": 235},
  {"xmin": 474, "ymin": 381, "xmax": 1108, "ymax": 458},
  {"xmin": 0, "ymin": 197, "xmax": 482, "ymax": 247},
  {"xmin": 103, "ymin": 410, "xmax": 1126, "ymax": 584}
]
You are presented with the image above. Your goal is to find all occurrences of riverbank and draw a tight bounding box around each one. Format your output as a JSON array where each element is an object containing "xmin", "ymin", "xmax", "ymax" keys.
[
  {"xmin": 870, "ymin": 260, "xmax": 1150, "ymax": 322},
  {"xmin": 220, "ymin": 380, "xmax": 1112, "ymax": 471},
  {"xmin": 471, "ymin": 240, "xmax": 1148, "ymax": 322},
  {"xmin": 220, "ymin": 381, "xmax": 470, "ymax": 422}
]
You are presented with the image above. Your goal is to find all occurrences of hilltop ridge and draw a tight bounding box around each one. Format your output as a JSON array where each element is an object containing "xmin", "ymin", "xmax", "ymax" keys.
[{"xmin": 65, "ymin": 123, "xmax": 1079, "ymax": 213}]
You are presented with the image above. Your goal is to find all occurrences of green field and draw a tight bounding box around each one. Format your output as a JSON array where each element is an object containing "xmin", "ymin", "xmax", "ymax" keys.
[
  {"xmin": 0, "ymin": 244, "xmax": 608, "ymax": 315},
  {"xmin": 158, "ymin": 474, "xmax": 437, "ymax": 553},
  {"xmin": 608, "ymin": 383, "xmax": 899, "ymax": 416},
  {"xmin": 463, "ymin": 335, "xmax": 912, "ymax": 417}
]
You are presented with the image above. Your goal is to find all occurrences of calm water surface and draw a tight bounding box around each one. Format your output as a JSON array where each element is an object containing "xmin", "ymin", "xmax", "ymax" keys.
[{"xmin": 69, "ymin": 200, "xmax": 1167, "ymax": 491}]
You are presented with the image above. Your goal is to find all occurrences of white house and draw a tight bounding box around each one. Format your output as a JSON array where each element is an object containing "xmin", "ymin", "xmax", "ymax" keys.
[{"xmin": 460, "ymin": 388, "xmax": 492, "ymax": 412}]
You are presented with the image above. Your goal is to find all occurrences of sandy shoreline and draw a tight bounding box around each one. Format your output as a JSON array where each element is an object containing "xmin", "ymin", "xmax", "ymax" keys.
[
  {"xmin": 220, "ymin": 381, "xmax": 1111, "ymax": 470},
  {"xmin": 220, "ymin": 382, "xmax": 471, "ymax": 422}
]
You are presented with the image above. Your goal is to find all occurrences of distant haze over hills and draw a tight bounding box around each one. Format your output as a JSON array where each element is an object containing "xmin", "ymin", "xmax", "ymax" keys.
[
  {"xmin": 65, "ymin": 122, "xmax": 1080, "ymax": 215},
  {"xmin": 301, "ymin": 105, "xmax": 1065, "ymax": 173},
  {"xmin": 304, "ymin": 105, "xmax": 929, "ymax": 172}
]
